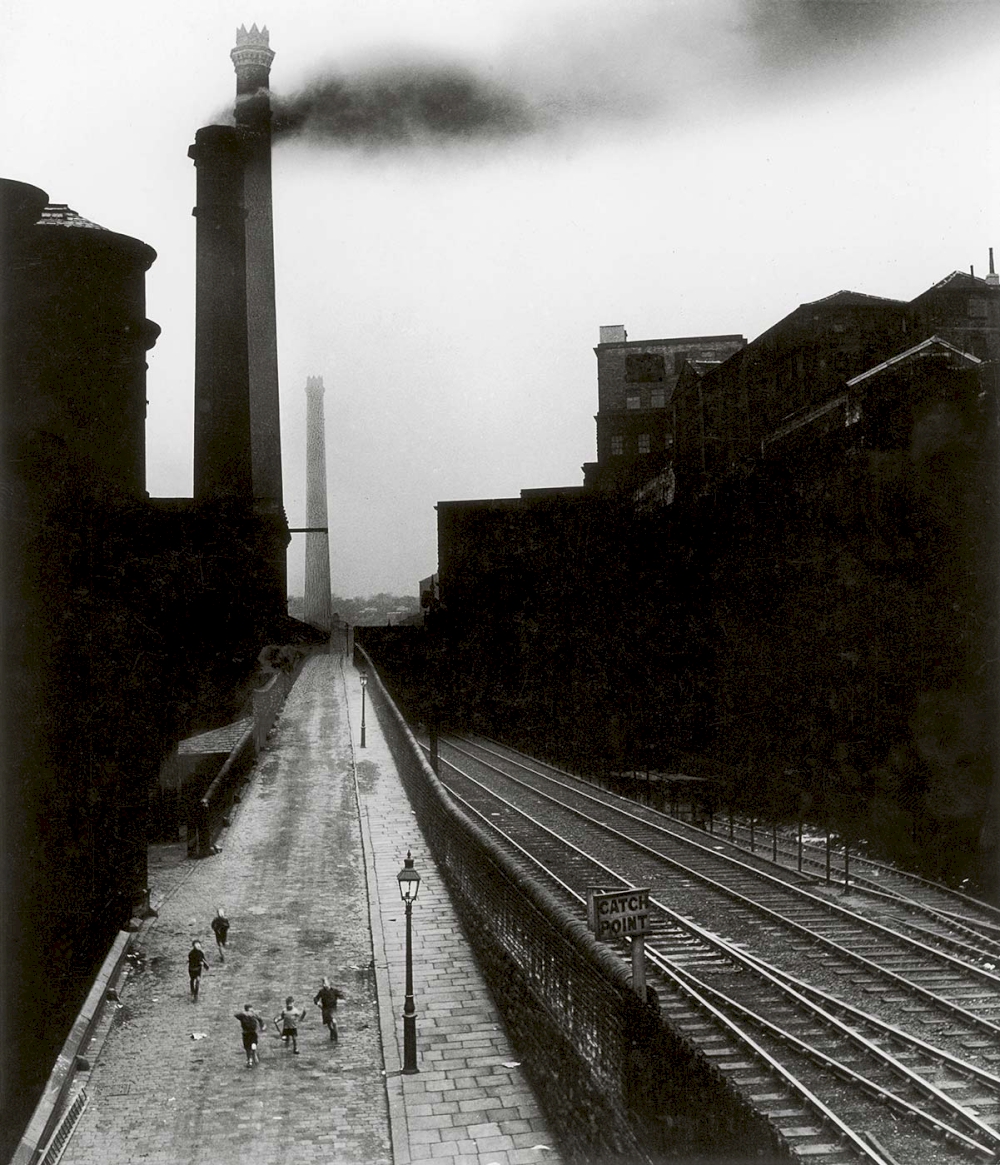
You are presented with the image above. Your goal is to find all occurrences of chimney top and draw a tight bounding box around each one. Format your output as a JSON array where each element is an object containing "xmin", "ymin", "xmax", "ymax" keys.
[
  {"xmin": 987, "ymin": 247, "xmax": 999, "ymax": 287},
  {"xmin": 235, "ymin": 23, "xmax": 270, "ymax": 47},
  {"xmin": 599, "ymin": 325, "xmax": 627, "ymax": 345},
  {"xmin": 231, "ymin": 24, "xmax": 275, "ymax": 73},
  {"xmin": 305, "ymin": 376, "xmax": 325, "ymax": 395}
]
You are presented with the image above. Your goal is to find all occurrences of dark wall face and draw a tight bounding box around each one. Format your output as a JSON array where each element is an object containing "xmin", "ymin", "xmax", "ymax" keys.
[
  {"xmin": 8, "ymin": 226, "xmax": 157, "ymax": 497},
  {"xmin": 1, "ymin": 188, "xmax": 161, "ymax": 1152},
  {"xmin": 436, "ymin": 353, "xmax": 999, "ymax": 894}
]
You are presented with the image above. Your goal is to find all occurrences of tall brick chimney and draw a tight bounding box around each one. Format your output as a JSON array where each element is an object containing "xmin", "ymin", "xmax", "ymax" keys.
[
  {"xmin": 188, "ymin": 126, "xmax": 252, "ymax": 499},
  {"xmin": 231, "ymin": 24, "xmax": 283, "ymax": 509}
]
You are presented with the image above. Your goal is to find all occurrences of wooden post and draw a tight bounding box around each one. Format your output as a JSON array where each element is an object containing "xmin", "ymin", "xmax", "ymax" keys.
[{"xmin": 631, "ymin": 936, "xmax": 646, "ymax": 998}]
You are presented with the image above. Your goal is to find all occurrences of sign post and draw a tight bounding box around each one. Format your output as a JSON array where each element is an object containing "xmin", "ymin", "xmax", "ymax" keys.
[{"xmin": 588, "ymin": 887, "xmax": 651, "ymax": 998}]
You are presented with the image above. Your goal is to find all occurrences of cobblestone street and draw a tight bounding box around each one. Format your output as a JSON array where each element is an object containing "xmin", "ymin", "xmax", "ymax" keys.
[
  {"xmin": 59, "ymin": 654, "xmax": 560, "ymax": 1165},
  {"xmin": 62, "ymin": 656, "xmax": 389, "ymax": 1165}
]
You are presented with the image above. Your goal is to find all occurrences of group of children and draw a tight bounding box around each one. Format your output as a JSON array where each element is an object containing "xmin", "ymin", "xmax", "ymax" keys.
[
  {"xmin": 185, "ymin": 906, "xmax": 346, "ymax": 1068},
  {"xmin": 234, "ymin": 980, "xmax": 345, "ymax": 1067}
]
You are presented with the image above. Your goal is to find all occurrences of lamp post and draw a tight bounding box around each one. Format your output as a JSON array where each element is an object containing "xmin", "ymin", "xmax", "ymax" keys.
[
  {"xmin": 360, "ymin": 672, "xmax": 367, "ymax": 749},
  {"xmin": 397, "ymin": 850, "xmax": 421, "ymax": 1074}
]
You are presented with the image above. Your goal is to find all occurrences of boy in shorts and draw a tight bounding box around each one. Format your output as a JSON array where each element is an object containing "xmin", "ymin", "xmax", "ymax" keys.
[
  {"xmin": 234, "ymin": 1004, "xmax": 264, "ymax": 1067},
  {"xmin": 313, "ymin": 977, "xmax": 345, "ymax": 1043},
  {"xmin": 187, "ymin": 941, "xmax": 210, "ymax": 998},
  {"xmin": 273, "ymin": 996, "xmax": 307, "ymax": 1054},
  {"xmin": 211, "ymin": 908, "xmax": 229, "ymax": 963}
]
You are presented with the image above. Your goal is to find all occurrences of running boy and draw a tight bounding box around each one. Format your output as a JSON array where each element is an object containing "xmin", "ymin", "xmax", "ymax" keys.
[
  {"xmin": 274, "ymin": 996, "xmax": 307, "ymax": 1054},
  {"xmin": 234, "ymin": 1004, "xmax": 264, "ymax": 1067},
  {"xmin": 187, "ymin": 941, "xmax": 210, "ymax": 998},
  {"xmin": 313, "ymin": 978, "xmax": 345, "ymax": 1043},
  {"xmin": 211, "ymin": 908, "xmax": 229, "ymax": 963}
]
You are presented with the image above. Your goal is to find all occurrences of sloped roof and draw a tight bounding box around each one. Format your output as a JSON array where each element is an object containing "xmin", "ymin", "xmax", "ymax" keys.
[
  {"xmin": 803, "ymin": 289, "xmax": 906, "ymax": 308},
  {"xmin": 918, "ymin": 270, "xmax": 992, "ymax": 295},
  {"xmin": 846, "ymin": 334, "xmax": 981, "ymax": 387},
  {"xmin": 36, "ymin": 203, "xmax": 108, "ymax": 231}
]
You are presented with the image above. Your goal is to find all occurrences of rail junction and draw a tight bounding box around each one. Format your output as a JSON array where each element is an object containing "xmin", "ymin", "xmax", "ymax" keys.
[{"xmin": 425, "ymin": 731, "xmax": 1000, "ymax": 1165}]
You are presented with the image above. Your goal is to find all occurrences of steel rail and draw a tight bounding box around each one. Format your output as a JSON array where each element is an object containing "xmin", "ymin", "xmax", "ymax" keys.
[
  {"xmin": 439, "ymin": 738, "xmax": 1000, "ymax": 1154},
  {"xmin": 728, "ymin": 817, "xmax": 1000, "ymax": 927},
  {"xmin": 711, "ymin": 816, "xmax": 1000, "ymax": 949},
  {"xmin": 653, "ymin": 955, "xmax": 995, "ymax": 1159},
  {"xmin": 737, "ymin": 949, "xmax": 1000, "ymax": 1097},
  {"xmin": 636, "ymin": 901, "xmax": 1000, "ymax": 1154},
  {"xmin": 437, "ymin": 767, "xmax": 896, "ymax": 1165},
  {"xmin": 658, "ymin": 809, "xmax": 1000, "ymax": 964},
  {"xmin": 458, "ymin": 732, "xmax": 1000, "ymax": 931},
  {"xmin": 443, "ymin": 737, "xmax": 1000, "ymax": 997}
]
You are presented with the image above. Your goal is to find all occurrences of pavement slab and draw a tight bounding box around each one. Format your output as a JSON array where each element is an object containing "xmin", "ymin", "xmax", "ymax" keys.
[{"xmin": 58, "ymin": 653, "xmax": 561, "ymax": 1165}]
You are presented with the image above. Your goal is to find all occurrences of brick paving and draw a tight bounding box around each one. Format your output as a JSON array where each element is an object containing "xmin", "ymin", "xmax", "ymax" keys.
[{"xmin": 59, "ymin": 654, "xmax": 561, "ymax": 1165}]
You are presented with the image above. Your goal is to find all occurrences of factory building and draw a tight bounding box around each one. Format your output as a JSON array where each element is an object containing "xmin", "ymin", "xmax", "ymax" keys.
[{"xmin": 434, "ymin": 264, "xmax": 1000, "ymax": 897}]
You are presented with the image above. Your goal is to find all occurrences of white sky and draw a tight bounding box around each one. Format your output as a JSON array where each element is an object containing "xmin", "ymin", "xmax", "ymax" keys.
[{"xmin": 5, "ymin": 1, "xmax": 999, "ymax": 598}]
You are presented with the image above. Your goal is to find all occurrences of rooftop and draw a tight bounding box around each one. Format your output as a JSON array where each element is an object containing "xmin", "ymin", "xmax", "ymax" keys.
[{"xmin": 36, "ymin": 203, "xmax": 107, "ymax": 231}]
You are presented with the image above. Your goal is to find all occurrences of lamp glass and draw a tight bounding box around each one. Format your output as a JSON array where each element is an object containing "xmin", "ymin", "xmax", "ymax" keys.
[{"xmin": 397, "ymin": 856, "xmax": 421, "ymax": 902}]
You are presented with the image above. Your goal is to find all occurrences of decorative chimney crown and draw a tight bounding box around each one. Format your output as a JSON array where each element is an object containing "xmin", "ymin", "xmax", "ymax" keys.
[
  {"xmin": 305, "ymin": 376, "xmax": 325, "ymax": 396},
  {"xmin": 231, "ymin": 24, "xmax": 275, "ymax": 71},
  {"xmin": 236, "ymin": 23, "xmax": 269, "ymax": 46}
]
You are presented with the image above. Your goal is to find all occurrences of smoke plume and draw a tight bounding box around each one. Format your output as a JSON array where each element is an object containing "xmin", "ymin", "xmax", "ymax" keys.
[
  {"xmin": 272, "ymin": 65, "xmax": 538, "ymax": 147},
  {"xmin": 268, "ymin": 1, "xmax": 996, "ymax": 151}
]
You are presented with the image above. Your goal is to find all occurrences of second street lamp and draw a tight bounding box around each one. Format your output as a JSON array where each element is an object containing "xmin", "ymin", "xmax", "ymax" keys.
[
  {"xmin": 396, "ymin": 850, "xmax": 421, "ymax": 1074},
  {"xmin": 360, "ymin": 672, "xmax": 367, "ymax": 749}
]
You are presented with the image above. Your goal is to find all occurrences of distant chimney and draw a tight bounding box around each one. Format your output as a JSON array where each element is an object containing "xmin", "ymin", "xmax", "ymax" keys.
[
  {"xmin": 987, "ymin": 247, "xmax": 999, "ymax": 287},
  {"xmin": 599, "ymin": 325, "xmax": 627, "ymax": 344},
  {"xmin": 304, "ymin": 376, "xmax": 332, "ymax": 633}
]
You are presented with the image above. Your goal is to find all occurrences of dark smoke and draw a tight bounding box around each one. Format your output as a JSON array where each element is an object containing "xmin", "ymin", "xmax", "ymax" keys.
[
  {"xmin": 262, "ymin": 1, "xmax": 997, "ymax": 151},
  {"xmin": 272, "ymin": 64, "xmax": 539, "ymax": 147}
]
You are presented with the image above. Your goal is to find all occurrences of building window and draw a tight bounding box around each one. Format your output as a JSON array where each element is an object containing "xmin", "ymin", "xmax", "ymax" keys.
[
  {"xmin": 626, "ymin": 394, "xmax": 641, "ymax": 410},
  {"xmin": 611, "ymin": 435, "xmax": 623, "ymax": 456},
  {"xmin": 651, "ymin": 389, "xmax": 666, "ymax": 408},
  {"xmin": 626, "ymin": 353, "xmax": 665, "ymax": 382},
  {"xmin": 638, "ymin": 433, "xmax": 650, "ymax": 454}
]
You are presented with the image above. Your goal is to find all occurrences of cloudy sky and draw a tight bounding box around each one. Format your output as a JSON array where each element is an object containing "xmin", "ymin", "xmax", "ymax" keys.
[{"xmin": 5, "ymin": 1, "xmax": 999, "ymax": 598}]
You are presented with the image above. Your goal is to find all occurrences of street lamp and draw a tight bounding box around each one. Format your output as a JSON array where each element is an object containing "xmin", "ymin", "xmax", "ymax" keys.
[
  {"xmin": 396, "ymin": 850, "xmax": 421, "ymax": 1074},
  {"xmin": 360, "ymin": 672, "xmax": 367, "ymax": 749}
]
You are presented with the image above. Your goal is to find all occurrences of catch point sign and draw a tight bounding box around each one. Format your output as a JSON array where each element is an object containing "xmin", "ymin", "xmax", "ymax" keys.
[{"xmin": 589, "ymin": 887, "xmax": 650, "ymax": 941}]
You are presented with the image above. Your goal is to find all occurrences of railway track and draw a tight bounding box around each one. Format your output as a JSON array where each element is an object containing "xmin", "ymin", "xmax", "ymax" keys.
[
  {"xmin": 424, "ymin": 732, "xmax": 1000, "ymax": 1163},
  {"xmin": 678, "ymin": 809, "xmax": 1000, "ymax": 954}
]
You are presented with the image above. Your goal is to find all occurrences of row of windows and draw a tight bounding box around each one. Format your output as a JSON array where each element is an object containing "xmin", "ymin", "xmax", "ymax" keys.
[
  {"xmin": 626, "ymin": 389, "xmax": 667, "ymax": 410},
  {"xmin": 610, "ymin": 433, "xmax": 673, "ymax": 456}
]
